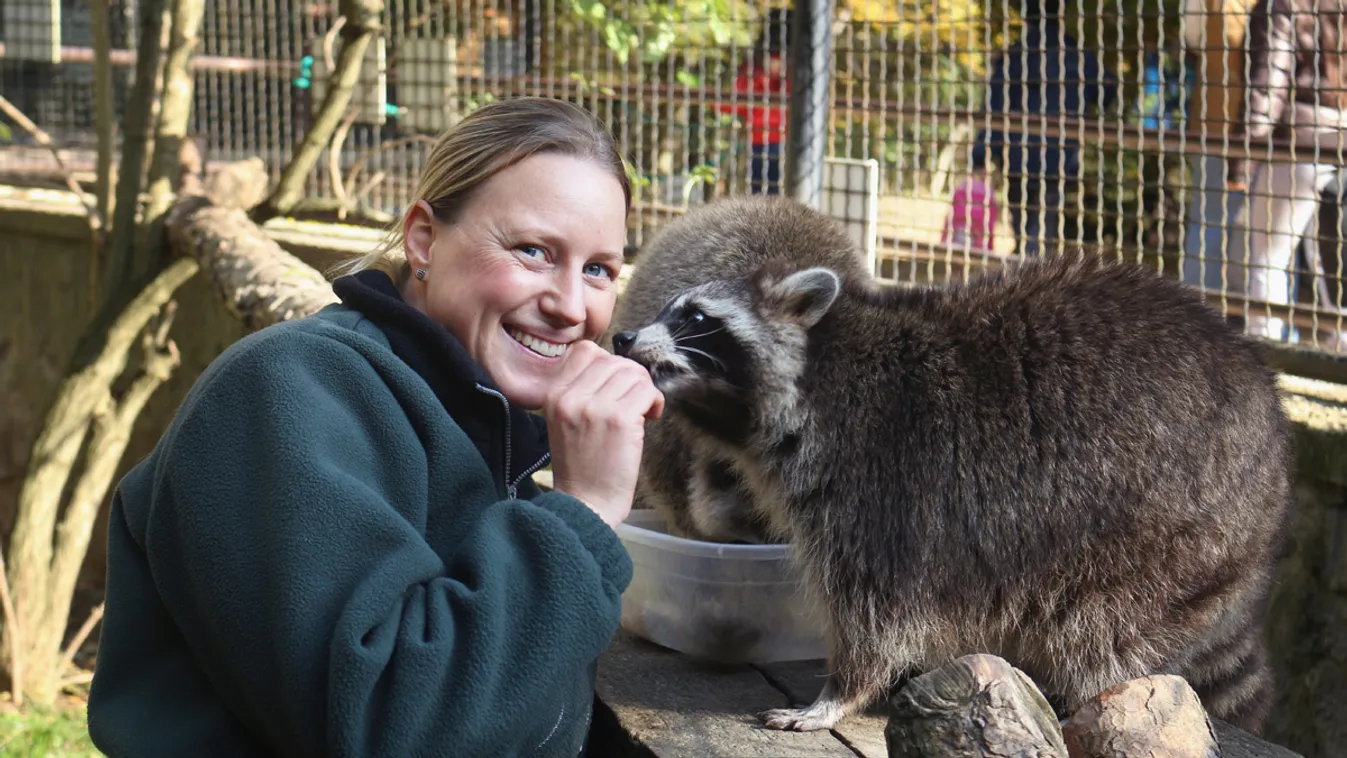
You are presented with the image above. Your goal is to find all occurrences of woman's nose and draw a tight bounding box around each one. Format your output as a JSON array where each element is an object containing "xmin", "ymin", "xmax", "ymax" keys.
[{"xmin": 541, "ymin": 272, "xmax": 586, "ymax": 325}]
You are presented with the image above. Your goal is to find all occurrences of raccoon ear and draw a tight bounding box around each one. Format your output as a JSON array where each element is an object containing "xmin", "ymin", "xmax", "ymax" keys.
[{"xmin": 765, "ymin": 267, "xmax": 841, "ymax": 328}]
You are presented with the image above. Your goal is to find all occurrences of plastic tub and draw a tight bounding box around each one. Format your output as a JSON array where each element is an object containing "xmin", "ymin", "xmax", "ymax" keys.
[{"xmin": 613, "ymin": 509, "xmax": 828, "ymax": 664}]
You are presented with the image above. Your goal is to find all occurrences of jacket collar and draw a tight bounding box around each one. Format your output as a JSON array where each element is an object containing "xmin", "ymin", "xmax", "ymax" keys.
[{"xmin": 331, "ymin": 269, "xmax": 550, "ymax": 499}]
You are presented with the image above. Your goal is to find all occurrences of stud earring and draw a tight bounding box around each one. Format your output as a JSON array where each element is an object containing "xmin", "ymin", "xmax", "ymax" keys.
[{"xmin": 415, "ymin": 268, "xmax": 427, "ymax": 280}]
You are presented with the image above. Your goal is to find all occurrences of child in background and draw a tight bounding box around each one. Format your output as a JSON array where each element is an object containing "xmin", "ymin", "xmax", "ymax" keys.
[{"xmin": 942, "ymin": 150, "xmax": 999, "ymax": 252}]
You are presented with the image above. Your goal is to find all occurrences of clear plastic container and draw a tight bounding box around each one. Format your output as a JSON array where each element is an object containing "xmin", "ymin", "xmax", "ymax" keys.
[{"xmin": 613, "ymin": 509, "xmax": 828, "ymax": 664}]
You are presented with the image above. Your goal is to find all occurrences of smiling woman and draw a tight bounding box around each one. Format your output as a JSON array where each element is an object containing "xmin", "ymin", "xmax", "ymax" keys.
[{"xmin": 87, "ymin": 98, "xmax": 665, "ymax": 758}]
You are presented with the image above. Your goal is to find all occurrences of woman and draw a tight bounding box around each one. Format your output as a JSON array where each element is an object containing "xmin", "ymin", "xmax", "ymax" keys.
[{"xmin": 87, "ymin": 97, "xmax": 664, "ymax": 757}]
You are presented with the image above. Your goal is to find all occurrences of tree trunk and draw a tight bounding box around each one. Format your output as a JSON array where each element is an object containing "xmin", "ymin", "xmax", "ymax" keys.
[
  {"xmin": 5, "ymin": 260, "xmax": 199, "ymax": 703},
  {"xmin": 1, "ymin": 0, "xmax": 205, "ymax": 706}
]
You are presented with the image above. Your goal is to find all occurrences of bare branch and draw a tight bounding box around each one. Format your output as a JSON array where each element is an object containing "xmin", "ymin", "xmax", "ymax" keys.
[
  {"xmin": 251, "ymin": 0, "xmax": 386, "ymax": 222},
  {"xmin": 322, "ymin": 15, "xmax": 349, "ymax": 72},
  {"xmin": 90, "ymin": 0, "xmax": 117, "ymax": 237},
  {"xmin": 103, "ymin": 0, "xmax": 171, "ymax": 293},
  {"xmin": 342, "ymin": 134, "xmax": 437, "ymax": 200},
  {"xmin": 50, "ymin": 300, "xmax": 185, "ymax": 614},
  {"xmin": 329, "ymin": 108, "xmax": 360, "ymax": 220},
  {"xmin": 60, "ymin": 671, "xmax": 95, "ymax": 689},
  {"xmin": 0, "ymin": 544, "xmax": 23, "ymax": 707},
  {"xmin": 0, "ymin": 94, "xmax": 100, "ymax": 233},
  {"xmin": 351, "ymin": 170, "xmax": 388, "ymax": 206},
  {"xmin": 136, "ymin": 0, "xmax": 207, "ymax": 274},
  {"xmin": 56, "ymin": 603, "xmax": 104, "ymax": 678}
]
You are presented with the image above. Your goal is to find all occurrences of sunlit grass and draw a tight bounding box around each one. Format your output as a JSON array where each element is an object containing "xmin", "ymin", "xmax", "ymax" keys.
[{"xmin": 0, "ymin": 700, "xmax": 100, "ymax": 758}]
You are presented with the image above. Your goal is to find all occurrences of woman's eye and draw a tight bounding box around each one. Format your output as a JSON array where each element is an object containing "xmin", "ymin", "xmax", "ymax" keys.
[
  {"xmin": 584, "ymin": 262, "xmax": 615, "ymax": 279},
  {"xmin": 518, "ymin": 245, "xmax": 546, "ymax": 260}
]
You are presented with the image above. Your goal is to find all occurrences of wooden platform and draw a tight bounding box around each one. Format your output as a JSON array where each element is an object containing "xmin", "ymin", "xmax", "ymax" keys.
[{"xmin": 590, "ymin": 630, "xmax": 1304, "ymax": 758}]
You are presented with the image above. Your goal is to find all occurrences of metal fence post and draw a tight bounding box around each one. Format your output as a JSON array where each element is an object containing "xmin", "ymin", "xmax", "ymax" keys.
[{"xmin": 785, "ymin": 0, "xmax": 833, "ymax": 209}]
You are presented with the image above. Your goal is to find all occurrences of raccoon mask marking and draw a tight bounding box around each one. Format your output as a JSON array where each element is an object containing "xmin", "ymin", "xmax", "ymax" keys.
[{"xmin": 612, "ymin": 266, "xmax": 841, "ymax": 446}]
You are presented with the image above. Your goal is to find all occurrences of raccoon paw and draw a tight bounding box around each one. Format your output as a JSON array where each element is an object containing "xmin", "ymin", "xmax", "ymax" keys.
[{"xmin": 758, "ymin": 705, "xmax": 841, "ymax": 732}]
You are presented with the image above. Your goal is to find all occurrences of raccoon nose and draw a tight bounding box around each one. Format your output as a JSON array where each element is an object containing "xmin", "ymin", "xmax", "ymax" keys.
[{"xmin": 612, "ymin": 331, "xmax": 637, "ymax": 356}]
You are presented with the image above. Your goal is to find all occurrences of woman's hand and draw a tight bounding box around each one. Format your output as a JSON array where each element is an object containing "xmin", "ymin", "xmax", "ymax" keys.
[{"xmin": 542, "ymin": 341, "xmax": 665, "ymax": 528}]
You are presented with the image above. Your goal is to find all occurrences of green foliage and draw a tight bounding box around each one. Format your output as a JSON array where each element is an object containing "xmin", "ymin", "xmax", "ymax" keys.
[
  {"xmin": 564, "ymin": 0, "xmax": 760, "ymax": 66},
  {"xmin": 0, "ymin": 704, "xmax": 100, "ymax": 758}
]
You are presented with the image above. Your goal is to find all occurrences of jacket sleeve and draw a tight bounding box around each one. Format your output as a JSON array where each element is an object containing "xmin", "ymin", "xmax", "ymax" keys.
[
  {"xmin": 139, "ymin": 329, "xmax": 632, "ymax": 757},
  {"xmin": 1232, "ymin": 0, "xmax": 1295, "ymax": 183}
]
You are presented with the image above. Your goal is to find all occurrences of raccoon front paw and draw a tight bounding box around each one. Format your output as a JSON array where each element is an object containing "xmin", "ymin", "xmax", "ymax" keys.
[{"xmin": 758, "ymin": 706, "xmax": 840, "ymax": 732}]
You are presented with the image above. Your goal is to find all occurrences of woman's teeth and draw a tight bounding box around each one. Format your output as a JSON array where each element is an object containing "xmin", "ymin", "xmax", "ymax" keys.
[{"xmin": 509, "ymin": 329, "xmax": 569, "ymax": 358}]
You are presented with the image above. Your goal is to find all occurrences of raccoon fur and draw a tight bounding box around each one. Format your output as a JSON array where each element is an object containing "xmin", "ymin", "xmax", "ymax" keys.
[
  {"xmin": 607, "ymin": 195, "xmax": 874, "ymax": 545},
  {"xmin": 607, "ymin": 196, "xmax": 1295, "ymax": 735}
]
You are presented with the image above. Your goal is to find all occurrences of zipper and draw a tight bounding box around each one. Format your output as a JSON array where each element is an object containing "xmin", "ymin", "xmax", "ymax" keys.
[
  {"xmin": 475, "ymin": 384, "xmax": 515, "ymax": 498},
  {"xmin": 474, "ymin": 384, "xmax": 549, "ymax": 500},
  {"xmin": 512, "ymin": 451, "xmax": 552, "ymax": 494}
]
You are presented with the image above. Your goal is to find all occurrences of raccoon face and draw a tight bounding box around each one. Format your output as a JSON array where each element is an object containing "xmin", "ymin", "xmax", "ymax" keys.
[
  {"xmin": 612, "ymin": 266, "xmax": 841, "ymax": 444},
  {"xmin": 612, "ymin": 281, "xmax": 750, "ymax": 397}
]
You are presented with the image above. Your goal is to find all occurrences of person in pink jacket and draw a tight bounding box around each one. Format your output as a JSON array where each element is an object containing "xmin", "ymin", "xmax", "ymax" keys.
[{"xmin": 942, "ymin": 151, "xmax": 1000, "ymax": 252}]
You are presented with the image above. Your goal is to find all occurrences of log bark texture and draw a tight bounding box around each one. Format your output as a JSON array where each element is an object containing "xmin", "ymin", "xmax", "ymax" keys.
[
  {"xmin": 167, "ymin": 189, "xmax": 339, "ymax": 331},
  {"xmin": 885, "ymin": 654, "xmax": 1068, "ymax": 758}
]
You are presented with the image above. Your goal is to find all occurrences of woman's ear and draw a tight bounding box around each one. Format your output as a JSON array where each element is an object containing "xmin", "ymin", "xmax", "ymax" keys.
[{"xmin": 403, "ymin": 199, "xmax": 439, "ymax": 271}]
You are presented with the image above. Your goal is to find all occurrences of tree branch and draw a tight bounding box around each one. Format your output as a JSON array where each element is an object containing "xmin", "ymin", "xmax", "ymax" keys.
[
  {"xmin": 56, "ymin": 603, "xmax": 104, "ymax": 680},
  {"xmin": 7, "ymin": 258, "xmax": 198, "ymax": 664},
  {"xmin": 328, "ymin": 107, "xmax": 359, "ymax": 220},
  {"xmin": 0, "ymin": 544, "xmax": 23, "ymax": 707},
  {"xmin": 251, "ymin": 0, "xmax": 386, "ymax": 223},
  {"xmin": 90, "ymin": 0, "xmax": 117, "ymax": 238},
  {"xmin": 135, "ymin": 0, "xmax": 207, "ymax": 275},
  {"xmin": 169, "ymin": 190, "xmax": 339, "ymax": 330},
  {"xmin": 50, "ymin": 301, "xmax": 184, "ymax": 621},
  {"xmin": 0, "ymin": 95, "xmax": 100, "ymax": 233},
  {"xmin": 103, "ymin": 0, "xmax": 170, "ymax": 294}
]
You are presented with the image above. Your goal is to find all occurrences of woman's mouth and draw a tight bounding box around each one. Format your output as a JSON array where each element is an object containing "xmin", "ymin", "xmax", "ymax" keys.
[{"xmin": 508, "ymin": 328, "xmax": 570, "ymax": 358}]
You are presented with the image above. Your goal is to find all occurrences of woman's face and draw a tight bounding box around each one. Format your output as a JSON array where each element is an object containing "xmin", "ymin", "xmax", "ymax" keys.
[{"xmin": 401, "ymin": 152, "xmax": 629, "ymax": 410}]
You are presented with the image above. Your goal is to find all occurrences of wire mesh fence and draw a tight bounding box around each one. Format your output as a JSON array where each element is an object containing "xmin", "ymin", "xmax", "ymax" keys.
[{"xmin": 1, "ymin": 0, "xmax": 1346, "ymax": 356}]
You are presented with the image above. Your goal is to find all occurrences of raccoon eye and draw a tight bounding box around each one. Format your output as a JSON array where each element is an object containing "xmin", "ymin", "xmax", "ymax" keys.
[{"xmin": 685, "ymin": 309, "xmax": 705, "ymax": 325}]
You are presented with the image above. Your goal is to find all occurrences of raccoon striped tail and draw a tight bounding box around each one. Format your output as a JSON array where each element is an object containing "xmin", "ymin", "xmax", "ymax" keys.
[{"xmin": 1184, "ymin": 616, "xmax": 1275, "ymax": 734}]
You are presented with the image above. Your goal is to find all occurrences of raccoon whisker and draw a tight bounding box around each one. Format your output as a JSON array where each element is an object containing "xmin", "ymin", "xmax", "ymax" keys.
[
  {"xmin": 677, "ymin": 346, "xmax": 728, "ymax": 370},
  {"xmin": 677, "ymin": 325, "xmax": 726, "ymax": 341}
]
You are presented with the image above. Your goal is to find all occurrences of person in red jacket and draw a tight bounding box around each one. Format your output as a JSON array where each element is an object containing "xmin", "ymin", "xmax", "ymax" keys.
[{"xmin": 720, "ymin": 9, "xmax": 791, "ymax": 194}]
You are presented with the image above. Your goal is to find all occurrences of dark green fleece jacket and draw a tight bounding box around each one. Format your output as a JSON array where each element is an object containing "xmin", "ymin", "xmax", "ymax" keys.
[{"xmin": 87, "ymin": 270, "xmax": 633, "ymax": 757}]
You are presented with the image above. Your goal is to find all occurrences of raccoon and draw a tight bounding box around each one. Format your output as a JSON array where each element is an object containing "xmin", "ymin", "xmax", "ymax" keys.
[
  {"xmin": 609, "ymin": 199, "xmax": 1294, "ymax": 736},
  {"xmin": 607, "ymin": 195, "xmax": 874, "ymax": 544}
]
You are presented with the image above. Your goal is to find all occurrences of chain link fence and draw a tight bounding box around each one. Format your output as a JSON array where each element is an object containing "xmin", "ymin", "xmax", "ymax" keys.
[{"xmin": 2, "ymin": 0, "xmax": 1346, "ymax": 358}]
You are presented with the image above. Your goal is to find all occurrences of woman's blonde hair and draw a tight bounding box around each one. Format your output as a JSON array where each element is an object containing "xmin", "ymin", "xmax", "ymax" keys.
[{"xmin": 334, "ymin": 97, "xmax": 632, "ymax": 281}]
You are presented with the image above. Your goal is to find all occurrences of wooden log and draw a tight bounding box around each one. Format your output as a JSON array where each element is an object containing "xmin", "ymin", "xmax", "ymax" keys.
[{"xmin": 165, "ymin": 159, "xmax": 339, "ymax": 331}]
